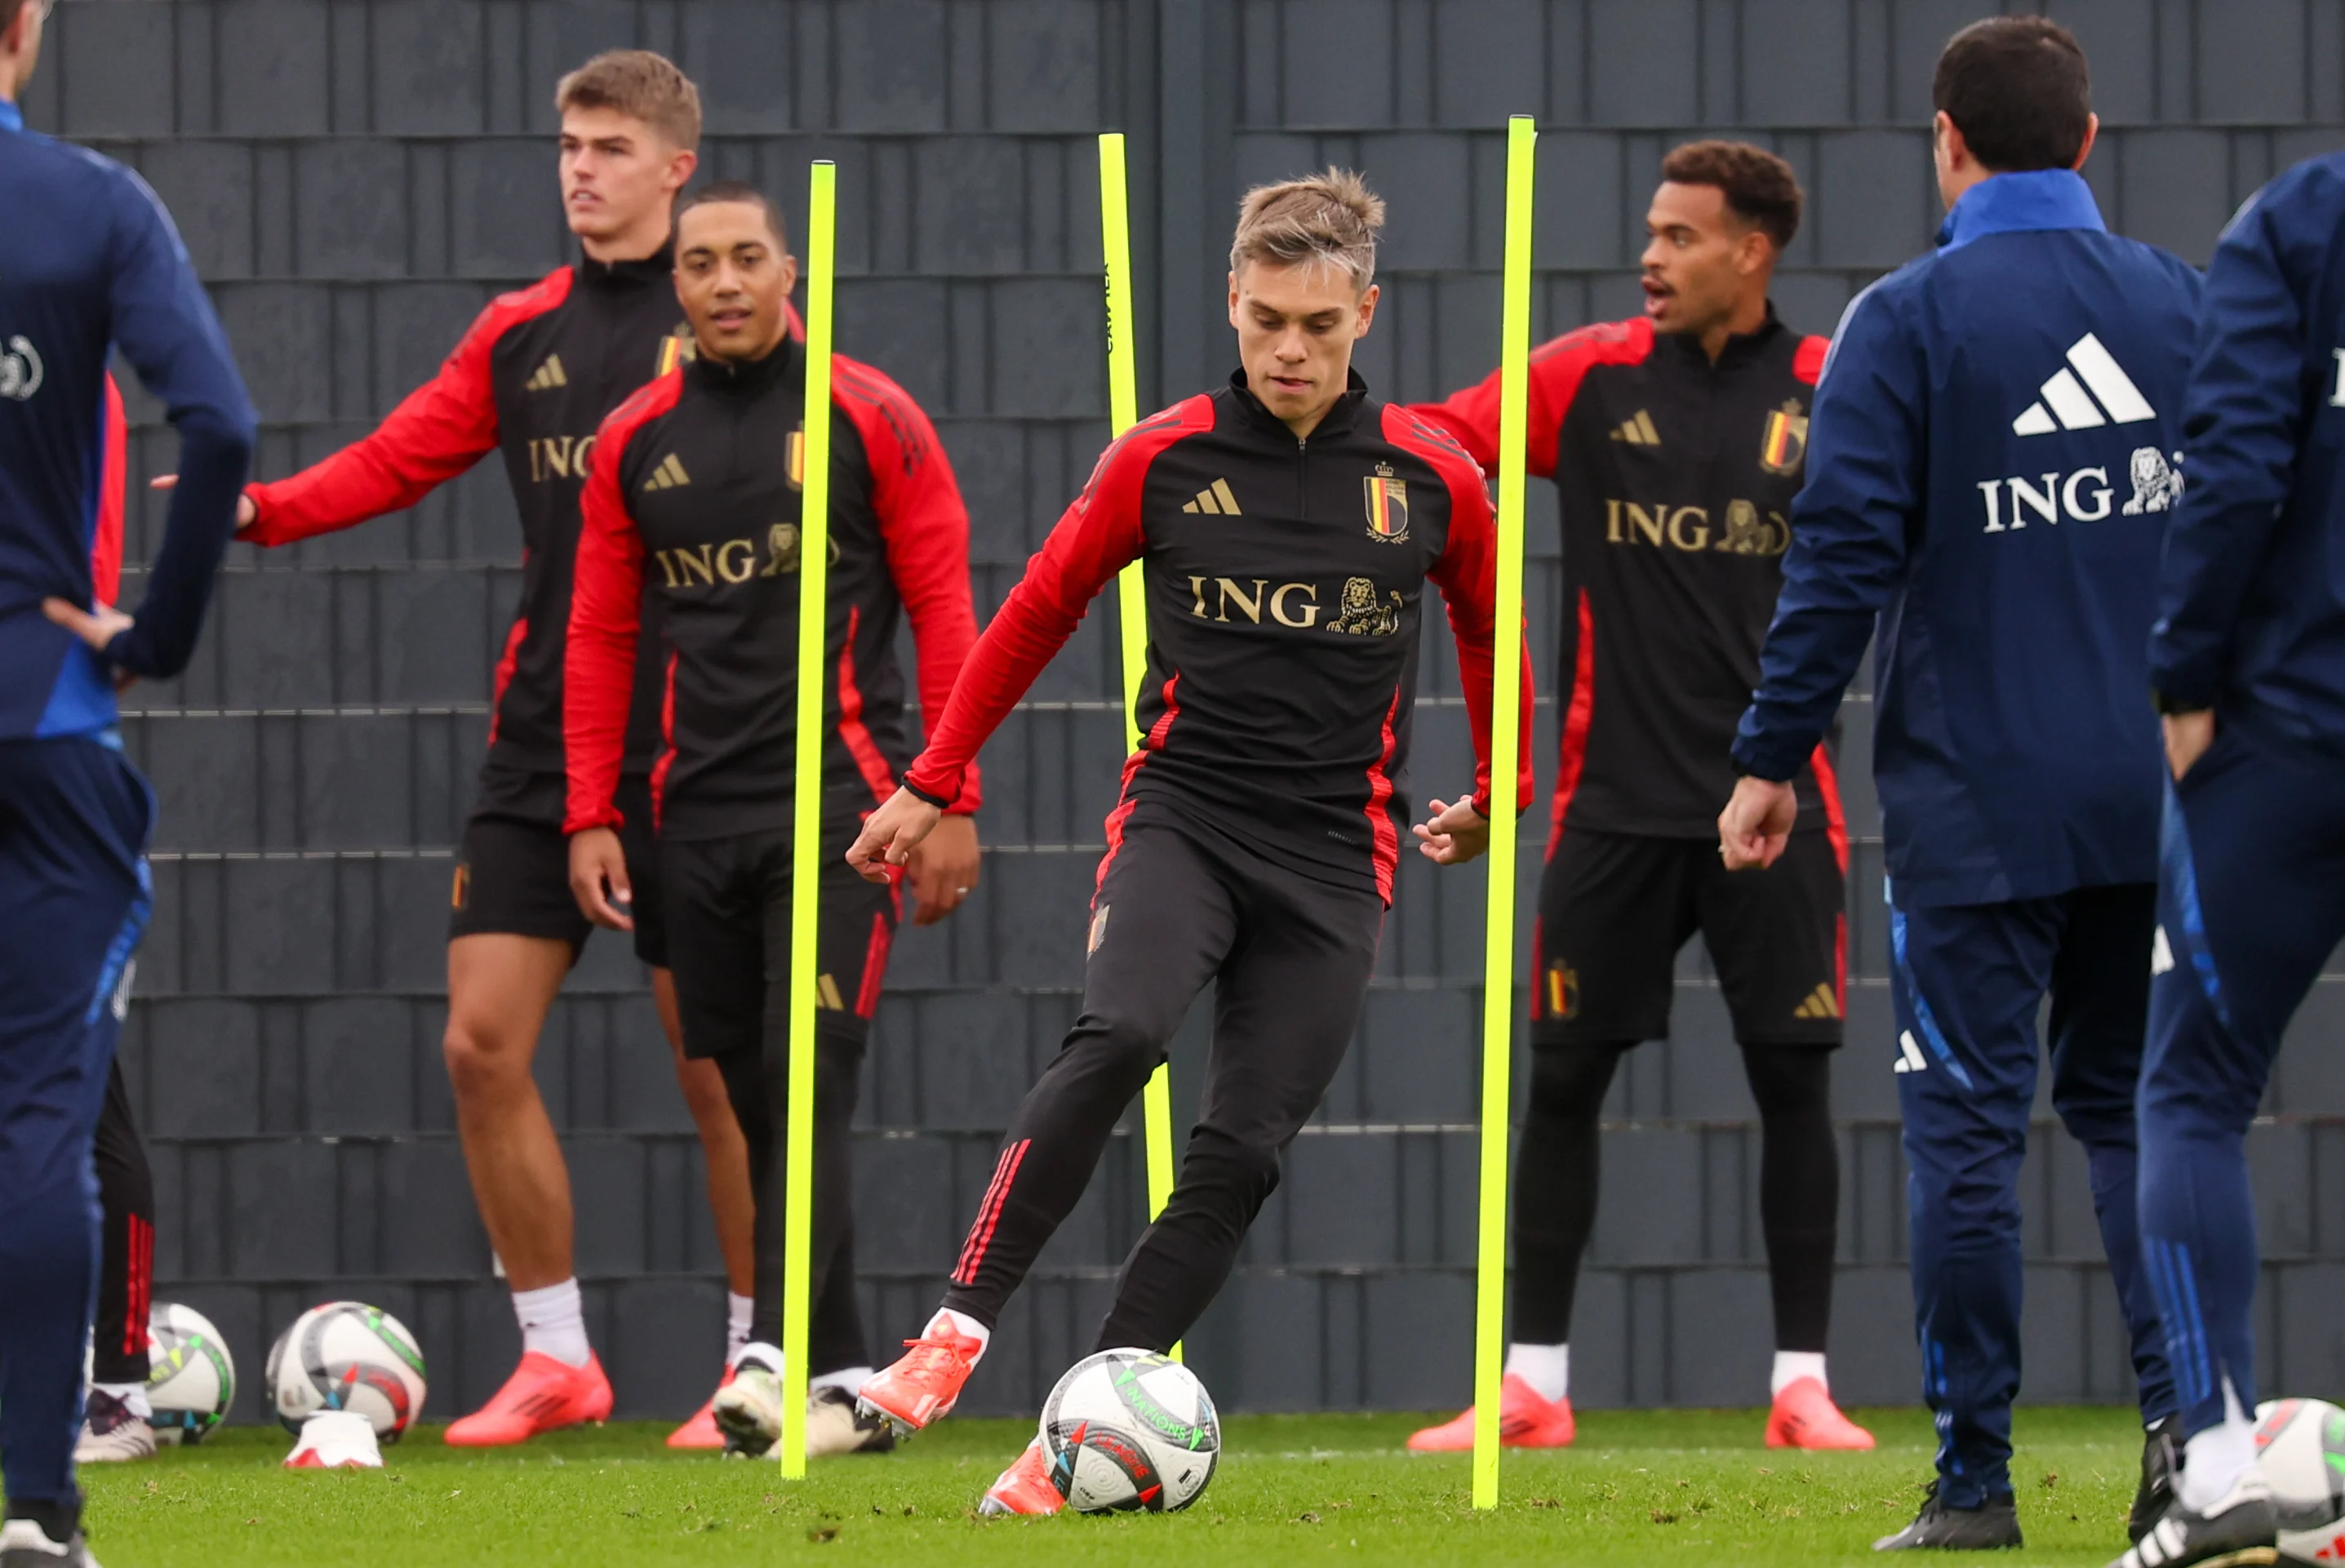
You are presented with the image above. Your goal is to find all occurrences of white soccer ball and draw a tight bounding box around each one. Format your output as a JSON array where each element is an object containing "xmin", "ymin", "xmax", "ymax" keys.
[
  {"xmin": 1039, "ymin": 1348, "xmax": 1219, "ymax": 1513},
  {"xmin": 2256, "ymin": 1397, "xmax": 2345, "ymax": 1561},
  {"xmin": 265, "ymin": 1302, "xmax": 428, "ymax": 1441},
  {"xmin": 144, "ymin": 1301, "xmax": 236, "ymax": 1445}
]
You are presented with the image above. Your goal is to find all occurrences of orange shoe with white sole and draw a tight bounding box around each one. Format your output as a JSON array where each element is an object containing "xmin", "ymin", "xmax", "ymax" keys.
[
  {"xmin": 1406, "ymin": 1374, "xmax": 1576, "ymax": 1451},
  {"xmin": 666, "ymin": 1392, "xmax": 725, "ymax": 1450},
  {"xmin": 442, "ymin": 1351, "xmax": 614, "ymax": 1447},
  {"xmin": 856, "ymin": 1315, "xmax": 985, "ymax": 1437},
  {"xmin": 977, "ymin": 1437, "xmax": 1065, "ymax": 1516},
  {"xmin": 1765, "ymin": 1376, "xmax": 1874, "ymax": 1450}
]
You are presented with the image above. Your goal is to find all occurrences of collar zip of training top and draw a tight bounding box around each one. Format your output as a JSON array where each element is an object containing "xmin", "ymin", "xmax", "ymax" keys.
[
  {"xmin": 1228, "ymin": 366, "xmax": 1370, "ymax": 511},
  {"xmin": 575, "ymin": 240, "xmax": 676, "ymax": 292}
]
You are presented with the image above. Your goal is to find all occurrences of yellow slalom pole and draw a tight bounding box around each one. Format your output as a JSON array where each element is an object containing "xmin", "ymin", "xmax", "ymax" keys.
[
  {"xmin": 1099, "ymin": 131, "xmax": 1181, "ymax": 1361},
  {"xmin": 779, "ymin": 158, "xmax": 838, "ymax": 1480},
  {"xmin": 1471, "ymin": 113, "xmax": 1537, "ymax": 1512}
]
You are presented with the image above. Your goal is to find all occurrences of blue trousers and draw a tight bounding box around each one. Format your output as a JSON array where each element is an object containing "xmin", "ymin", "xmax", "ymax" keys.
[
  {"xmin": 1890, "ymin": 884, "xmax": 2174, "ymax": 1507},
  {"xmin": 0, "ymin": 737, "xmax": 151, "ymax": 1514},
  {"xmin": 2141, "ymin": 717, "xmax": 2345, "ymax": 1440}
]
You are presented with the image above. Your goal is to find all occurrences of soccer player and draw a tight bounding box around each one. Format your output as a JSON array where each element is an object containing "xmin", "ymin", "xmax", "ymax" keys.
[
  {"xmin": 2110, "ymin": 150, "xmax": 2345, "ymax": 1568},
  {"xmin": 1403, "ymin": 140, "xmax": 1869, "ymax": 1455},
  {"xmin": 3, "ymin": 0, "xmax": 255, "ymax": 1553},
  {"xmin": 846, "ymin": 170, "xmax": 1533, "ymax": 1515},
  {"xmin": 565, "ymin": 181, "xmax": 983, "ymax": 1459},
  {"xmin": 1717, "ymin": 19, "xmax": 2199, "ymax": 1552},
  {"xmin": 162, "ymin": 52, "xmax": 871, "ymax": 1448}
]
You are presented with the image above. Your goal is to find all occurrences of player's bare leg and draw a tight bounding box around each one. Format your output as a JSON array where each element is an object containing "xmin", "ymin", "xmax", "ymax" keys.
[
  {"xmin": 441, "ymin": 933, "xmax": 612, "ymax": 1446},
  {"xmin": 653, "ymin": 964, "xmax": 759, "ymax": 1449}
]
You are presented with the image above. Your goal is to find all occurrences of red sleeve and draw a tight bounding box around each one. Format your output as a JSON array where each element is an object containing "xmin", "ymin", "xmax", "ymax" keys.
[
  {"xmin": 563, "ymin": 372, "xmax": 677, "ymax": 833},
  {"xmin": 835, "ymin": 358, "xmax": 984, "ymax": 813},
  {"xmin": 242, "ymin": 270, "xmax": 571, "ymax": 546},
  {"xmin": 903, "ymin": 397, "xmax": 1212, "ymax": 808},
  {"xmin": 1391, "ymin": 407, "xmax": 1535, "ymax": 819},
  {"xmin": 1408, "ymin": 317, "xmax": 1656, "ymax": 482},
  {"xmin": 1793, "ymin": 334, "xmax": 1828, "ymax": 385},
  {"xmin": 91, "ymin": 374, "xmax": 127, "ymax": 604}
]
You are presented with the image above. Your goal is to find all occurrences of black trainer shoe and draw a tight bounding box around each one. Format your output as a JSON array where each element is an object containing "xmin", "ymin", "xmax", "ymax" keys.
[
  {"xmin": 2109, "ymin": 1472, "xmax": 2279, "ymax": 1567},
  {"xmin": 1873, "ymin": 1481, "xmax": 2024, "ymax": 1551},
  {"xmin": 0, "ymin": 1513, "xmax": 100, "ymax": 1568},
  {"xmin": 2131, "ymin": 1415, "xmax": 2183, "ymax": 1544}
]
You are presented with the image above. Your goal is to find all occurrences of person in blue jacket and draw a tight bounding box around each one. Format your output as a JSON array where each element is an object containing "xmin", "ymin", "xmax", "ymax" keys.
[
  {"xmin": 1716, "ymin": 16, "xmax": 2201, "ymax": 1554},
  {"xmin": 0, "ymin": 0, "xmax": 255, "ymax": 1561},
  {"xmin": 2113, "ymin": 151, "xmax": 2345, "ymax": 1568}
]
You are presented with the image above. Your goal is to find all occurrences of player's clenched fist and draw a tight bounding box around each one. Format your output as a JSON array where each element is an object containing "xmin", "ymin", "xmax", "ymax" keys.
[
  {"xmin": 1717, "ymin": 774, "xmax": 1797, "ymax": 871},
  {"xmin": 848, "ymin": 787, "xmax": 941, "ymax": 884},
  {"xmin": 566, "ymin": 826, "xmax": 634, "ymax": 931}
]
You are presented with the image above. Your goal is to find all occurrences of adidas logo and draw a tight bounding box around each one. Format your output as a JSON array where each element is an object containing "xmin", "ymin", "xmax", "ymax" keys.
[
  {"xmin": 2012, "ymin": 333, "xmax": 2156, "ymax": 435},
  {"xmin": 1610, "ymin": 410, "xmax": 1659, "ymax": 446},
  {"xmin": 1180, "ymin": 478, "xmax": 1242, "ymax": 515},
  {"xmin": 1893, "ymin": 1030, "xmax": 1928, "ymax": 1073},
  {"xmin": 525, "ymin": 354, "xmax": 567, "ymax": 392},
  {"xmin": 1792, "ymin": 983, "xmax": 1841, "ymax": 1021},
  {"xmin": 642, "ymin": 453, "xmax": 690, "ymax": 491}
]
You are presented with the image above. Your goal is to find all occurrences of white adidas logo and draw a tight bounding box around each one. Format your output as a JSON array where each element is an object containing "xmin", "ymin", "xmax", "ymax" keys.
[{"xmin": 2012, "ymin": 333, "xmax": 2156, "ymax": 436}]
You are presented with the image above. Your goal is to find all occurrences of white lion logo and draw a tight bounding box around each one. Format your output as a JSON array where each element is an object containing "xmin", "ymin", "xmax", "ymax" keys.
[{"xmin": 2122, "ymin": 446, "xmax": 2184, "ymax": 515}]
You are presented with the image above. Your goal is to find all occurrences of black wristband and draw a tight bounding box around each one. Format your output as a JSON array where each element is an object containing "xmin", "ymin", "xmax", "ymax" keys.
[{"xmin": 903, "ymin": 780, "xmax": 953, "ymax": 810}]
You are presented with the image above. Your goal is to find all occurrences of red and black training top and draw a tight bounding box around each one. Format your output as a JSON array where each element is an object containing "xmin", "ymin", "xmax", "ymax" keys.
[
  {"xmin": 904, "ymin": 369, "xmax": 1534, "ymax": 904},
  {"xmin": 242, "ymin": 247, "xmax": 695, "ymax": 820},
  {"xmin": 565, "ymin": 340, "xmax": 980, "ymax": 842},
  {"xmin": 1415, "ymin": 309, "xmax": 1841, "ymax": 845}
]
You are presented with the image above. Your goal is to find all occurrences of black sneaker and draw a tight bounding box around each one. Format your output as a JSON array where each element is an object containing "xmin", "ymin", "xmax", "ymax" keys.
[
  {"xmin": 2131, "ymin": 1415, "xmax": 2183, "ymax": 1544},
  {"xmin": 2109, "ymin": 1472, "xmax": 2278, "ymax": 1567},
  {"xmin": 1873, "ymin": 1481, "xmax": 2024, "ymax": 1551},
  {"xmin": 0, "ymin": 1513, "xmax": 100, "ymax": 1568}
]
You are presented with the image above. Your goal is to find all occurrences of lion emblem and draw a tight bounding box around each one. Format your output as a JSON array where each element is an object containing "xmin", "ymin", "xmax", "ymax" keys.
[
  {"xmin": 2122, "ymin": 446, "xmax": 2184, "ymax": 515},
  {"xmin": 760, "ymin": 521, "xmax": 801, "ymax": 575},
  {"xmin": 1326, "ymin": 576, "xmax": 1401, "ymax": 637}
]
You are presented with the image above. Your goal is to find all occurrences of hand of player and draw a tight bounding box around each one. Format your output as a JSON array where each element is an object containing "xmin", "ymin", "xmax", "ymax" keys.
[
  {"xmin": 40, "ymin": 596, "xmax": 139, "ymax": 691},
  {"xmin": 1718, "ymin": 775, "xmax": 1797, "ymax": 870},
  {"xmin": 846, "ymin": 787, "xmax": 942, "ymax": 885},
  {"xmin": 903, "ymin": 811, "xmax": 980, "ymax": 926},
  {"xmin": 567, "ymin": 826, "xmax": 635, "ymax": 931},
  {"xmin": 1412, "ymin": 791, "xmax": 1490, "ymax": 866},
  {"xmin": 2163, "ymin": 709, "xmax": 2216, "ymax": 781},
  {"xmin": 152, "ymin": 473, "xmax": 259, "ymax": 534}
]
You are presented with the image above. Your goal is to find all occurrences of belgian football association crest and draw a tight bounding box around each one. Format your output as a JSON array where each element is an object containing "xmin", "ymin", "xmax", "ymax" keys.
[
  {"xmin": 787, "ymin": 426, "xmax": 806, "ymax": 491},
  {"xmin": 1362, "ymin": 462, "xmax": 1410, "ymax": 544},
  {"xmin": 1759, "ymin": 399, "xmax": 1808, "ymax": 474},
  {"xmin": 655, "ymin": 326, "xmax": 696, "ymax": 376}
]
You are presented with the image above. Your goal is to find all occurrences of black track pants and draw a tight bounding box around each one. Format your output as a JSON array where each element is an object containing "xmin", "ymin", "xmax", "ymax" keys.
[
  {"xmin": 664, "ymin": 830, "xmax": 894, "ymax": 1367},
  {"xmin": 90, "ymin": 1061, "xmax": 155, "ymax": 1386},
  {"xmin": 940, "ymin": 813, "xmax": 1383, "ymax": 1353}
]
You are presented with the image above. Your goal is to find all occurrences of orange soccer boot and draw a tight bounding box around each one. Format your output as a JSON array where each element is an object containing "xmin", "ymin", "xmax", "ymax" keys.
[
  {"xmin": 666, "ymin": 1389, "xmax": 726, "ymax": 1450},
  {"xmin": 442, "ymin": 1350, "xmax": 614, "ymax": 1446},
  {"xmin": 1765, "ymin": 1375, "xmax": 1875, "ymax": 1450},
  {"xmin": 977, "ymin": 1437, "xmax": 1066, "ymax": 1516},
  {"xmin": 1406, "ymin": 1374, "xmax": 1577, "ymax": 1451},
  {"xmin": 855, "ymin": 1314, "xmax": 985, "ymax": 1437}
]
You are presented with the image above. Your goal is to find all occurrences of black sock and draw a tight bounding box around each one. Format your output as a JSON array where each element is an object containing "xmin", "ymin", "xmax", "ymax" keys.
[
  {"xmin": 1508, "ymin": 1042, "xmax": 1629, "ymax": 1344},
  {"xmin": 1740, "ymin": 1045, "xmax": 1840, "ymax": 1353},
  {"xmin": 5, "ymin": 1496, "xmax": 78, "ymax": 1541}
]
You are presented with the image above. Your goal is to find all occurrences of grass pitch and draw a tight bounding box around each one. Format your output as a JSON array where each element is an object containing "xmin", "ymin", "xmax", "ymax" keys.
[{"xmin": 85, "ymin": 1407, "xmax": 2145, "ymax": 1565}]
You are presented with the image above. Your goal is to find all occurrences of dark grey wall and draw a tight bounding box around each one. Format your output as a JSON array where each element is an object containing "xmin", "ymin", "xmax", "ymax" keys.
[{"xmin": 31, "ymin": 0, "xmax": 2345, "ymax": 1424}]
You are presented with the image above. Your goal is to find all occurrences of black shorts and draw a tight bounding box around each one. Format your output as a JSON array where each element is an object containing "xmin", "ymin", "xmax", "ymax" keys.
[
  {"xmin": 1530, "ymin": 828, "xmax": 1845, "ymax": 1049},
  {"xmin": 659, "ymin": 828, "xmax": 899, "ymax": 1062},
  {"xmin": 446, "ymin": 771, "xmax": 668, "ymax": 967}
]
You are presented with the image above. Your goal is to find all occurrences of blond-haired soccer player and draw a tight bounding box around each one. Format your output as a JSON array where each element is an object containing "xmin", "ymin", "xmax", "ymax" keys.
[{"xmin": 846, "ymin": 170, "xmax": 1533, "ymax": 1513}]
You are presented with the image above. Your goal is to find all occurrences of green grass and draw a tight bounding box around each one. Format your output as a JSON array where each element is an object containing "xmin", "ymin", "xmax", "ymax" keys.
[{"xmin": 84, "ymin": 1407, "xmax": 2146, "ymax": 1566}]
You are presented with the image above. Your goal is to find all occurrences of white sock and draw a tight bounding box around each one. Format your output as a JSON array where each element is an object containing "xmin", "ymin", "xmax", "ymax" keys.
[
  {"xmin": 512, "ymin": 1279, "xmax": 591, "ymax": 1368},
  {"xmin": 1503, "ymin": 1342, "xmax": 1568, "ymax": 1403},
  {"xmin": 1771, "ymin": 1351, "xmax": 1828, "ymax": 1397},
  {"xmin": 2178, "ymin": 1379, "xmax": 2259, "ymax": 1512},
  {"xmin": 931, "ymin": 1308, "xmax": 991, "ymax": 1354},
  {"xmin": 92, "ymin": 1380, "xmax": 153, "ymax": 1419},
  {"xmin": 735, "ymin": 1340, "xmax": 784, "ymax": 1377},
  {"xmin": 811, "ymin": 1366, "xmax": 873, "ymax": 1396},
  {"xmin": 725, "ymin": 1292, "xmax": 753, "ymax": 1367}
]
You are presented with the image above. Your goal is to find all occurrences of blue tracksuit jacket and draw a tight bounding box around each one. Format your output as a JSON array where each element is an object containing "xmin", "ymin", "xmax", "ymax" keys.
[
  {"xmin": 2149, "ymin": 150, "xmax": 2345, "ymax": 740},
  {"xmin": 0, "ymin": 97, "xmax": 253, "ymax": 739},
  {"xmin": 1734, "ymin": 171, "xmax": 2203, "ymax": 908}
]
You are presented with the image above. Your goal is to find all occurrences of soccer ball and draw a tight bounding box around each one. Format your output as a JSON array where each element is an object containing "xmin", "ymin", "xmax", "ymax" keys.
[
  {"xmin": 2256, "ymin": 1398, "xmax": 2345, "ymax": 1561},
  {"xmin": 144, "ymin": 1301, "xmax": 236, "ymax": 1444},
  {"xmin": 265, "ymin": 1302, "xmax": 428, "ymax": 1441},
  {"xmin": 1039, "ymin": 1348, "xmax": 1219, "ymax": 1513}
]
